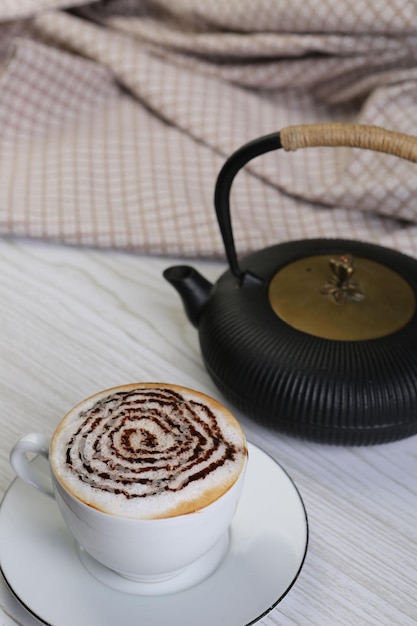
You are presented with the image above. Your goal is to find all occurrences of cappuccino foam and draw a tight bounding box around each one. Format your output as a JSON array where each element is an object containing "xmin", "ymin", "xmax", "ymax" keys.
[{"xmin": 50, "ymin": 383, "xmax": 247, "ymax": 519}]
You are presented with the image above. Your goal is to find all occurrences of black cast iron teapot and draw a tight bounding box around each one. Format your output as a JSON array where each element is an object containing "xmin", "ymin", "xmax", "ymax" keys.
[{"xmin": 164, "ymin": 123, "xmax": 417, "ymax": 445}]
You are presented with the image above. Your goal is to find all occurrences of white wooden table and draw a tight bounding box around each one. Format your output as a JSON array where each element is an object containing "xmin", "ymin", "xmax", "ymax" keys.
[{"xmin": 0, "ymin": 237, "xmax": 416, "ymax": 625}]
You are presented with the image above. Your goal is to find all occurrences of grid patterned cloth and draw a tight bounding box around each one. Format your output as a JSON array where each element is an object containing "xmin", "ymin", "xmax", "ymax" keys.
[{"xmin": 1, "ymin": 0, "xmax": 417, "ymax": 261}]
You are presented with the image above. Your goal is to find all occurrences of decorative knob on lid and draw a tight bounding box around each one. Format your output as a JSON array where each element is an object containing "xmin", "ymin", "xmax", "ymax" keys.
[{"xmin": 320, "ymin": 255, "xmax": 365, "ymax": 304}]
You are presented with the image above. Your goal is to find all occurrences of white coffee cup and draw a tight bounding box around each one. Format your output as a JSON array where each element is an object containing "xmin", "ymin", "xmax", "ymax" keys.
[{"xmin": 10, "ymin": 384, "xmax": 247, "ymax": 591}]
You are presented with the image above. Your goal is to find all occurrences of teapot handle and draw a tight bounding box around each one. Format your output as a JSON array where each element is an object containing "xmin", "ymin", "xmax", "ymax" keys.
[{"xmin": 214, "ymin": 123, "xmax": 417, "ymax": 282}]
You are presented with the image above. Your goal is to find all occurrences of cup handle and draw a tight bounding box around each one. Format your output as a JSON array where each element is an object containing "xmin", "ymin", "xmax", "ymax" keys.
[{"xmin": 10, "ymin": 433, "xmax": 54, "ymax": 498}]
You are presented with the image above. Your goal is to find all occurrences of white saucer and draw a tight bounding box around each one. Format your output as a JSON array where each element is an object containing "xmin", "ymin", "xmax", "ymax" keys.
[{"xmin": 0, "ymin": 442, "xmax": 308, "ymax": 626}]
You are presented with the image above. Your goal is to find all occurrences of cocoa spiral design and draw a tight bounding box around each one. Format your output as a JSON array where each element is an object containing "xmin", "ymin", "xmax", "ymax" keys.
[{"xmin": 65, "ymin": 386, "xmax": 241, "ymax": 499}]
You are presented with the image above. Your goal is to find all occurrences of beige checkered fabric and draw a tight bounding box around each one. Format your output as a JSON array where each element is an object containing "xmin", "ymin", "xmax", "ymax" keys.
[{"xmin": 1, "ymin": 0, "xmax": 417, "ymax": 260}]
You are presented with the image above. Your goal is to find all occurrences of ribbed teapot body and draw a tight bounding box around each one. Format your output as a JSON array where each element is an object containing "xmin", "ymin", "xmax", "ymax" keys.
[{"xmin": 198, "ymin": 239, "xmax": 417, "ymax": 445}]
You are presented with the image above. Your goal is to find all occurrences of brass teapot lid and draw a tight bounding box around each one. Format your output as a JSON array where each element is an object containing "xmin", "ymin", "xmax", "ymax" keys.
[{"xmin": 269, "ymin": 253, "xmax": 416, "ymax": 340}]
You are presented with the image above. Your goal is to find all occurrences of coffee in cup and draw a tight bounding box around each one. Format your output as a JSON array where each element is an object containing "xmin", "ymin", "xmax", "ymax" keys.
[
  {"xmin": 50, "ymin": 382, "xmax": 247, "ymax": 519},
  {"xmin": 10, "ymin": 383, "xmax": 248, "ymax": 590}
]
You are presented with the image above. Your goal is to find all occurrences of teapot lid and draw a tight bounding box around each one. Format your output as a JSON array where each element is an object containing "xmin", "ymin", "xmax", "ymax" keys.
[{"xmin": 268, "ymin": 253, "xmax": 416, "ymax": 340}]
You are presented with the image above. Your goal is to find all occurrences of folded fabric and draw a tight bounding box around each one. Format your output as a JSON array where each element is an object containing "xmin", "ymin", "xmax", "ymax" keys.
[{"xmin": 1, "ymin": 0, "xmax": 417, "ymax": 259}]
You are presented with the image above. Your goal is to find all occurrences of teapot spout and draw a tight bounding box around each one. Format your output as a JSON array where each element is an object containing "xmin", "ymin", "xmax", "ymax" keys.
[{"xmin": 163, "ymin": 266, "xmax": 213, "ymax": 328}]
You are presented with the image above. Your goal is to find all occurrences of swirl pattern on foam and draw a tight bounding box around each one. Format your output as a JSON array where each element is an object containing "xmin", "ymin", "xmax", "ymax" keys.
[{"xmin": 52, "ymin": 385, "xmax": 247, "ymax": 518}]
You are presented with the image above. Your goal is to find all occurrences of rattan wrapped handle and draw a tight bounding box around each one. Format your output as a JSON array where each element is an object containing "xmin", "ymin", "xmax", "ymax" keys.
[
  {"xmin": 215, "ymin": 123, "xmax": 417, "ymax": 280},
  {"xmin": 280, "ymin": 123, "xmax": 417, "ymax": 162}
]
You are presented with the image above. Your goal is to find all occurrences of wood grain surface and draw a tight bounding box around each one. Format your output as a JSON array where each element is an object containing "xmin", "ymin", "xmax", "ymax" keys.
[{"xmin": 0, "ymin": 238, "xmax": 416, "ymax": 625}]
